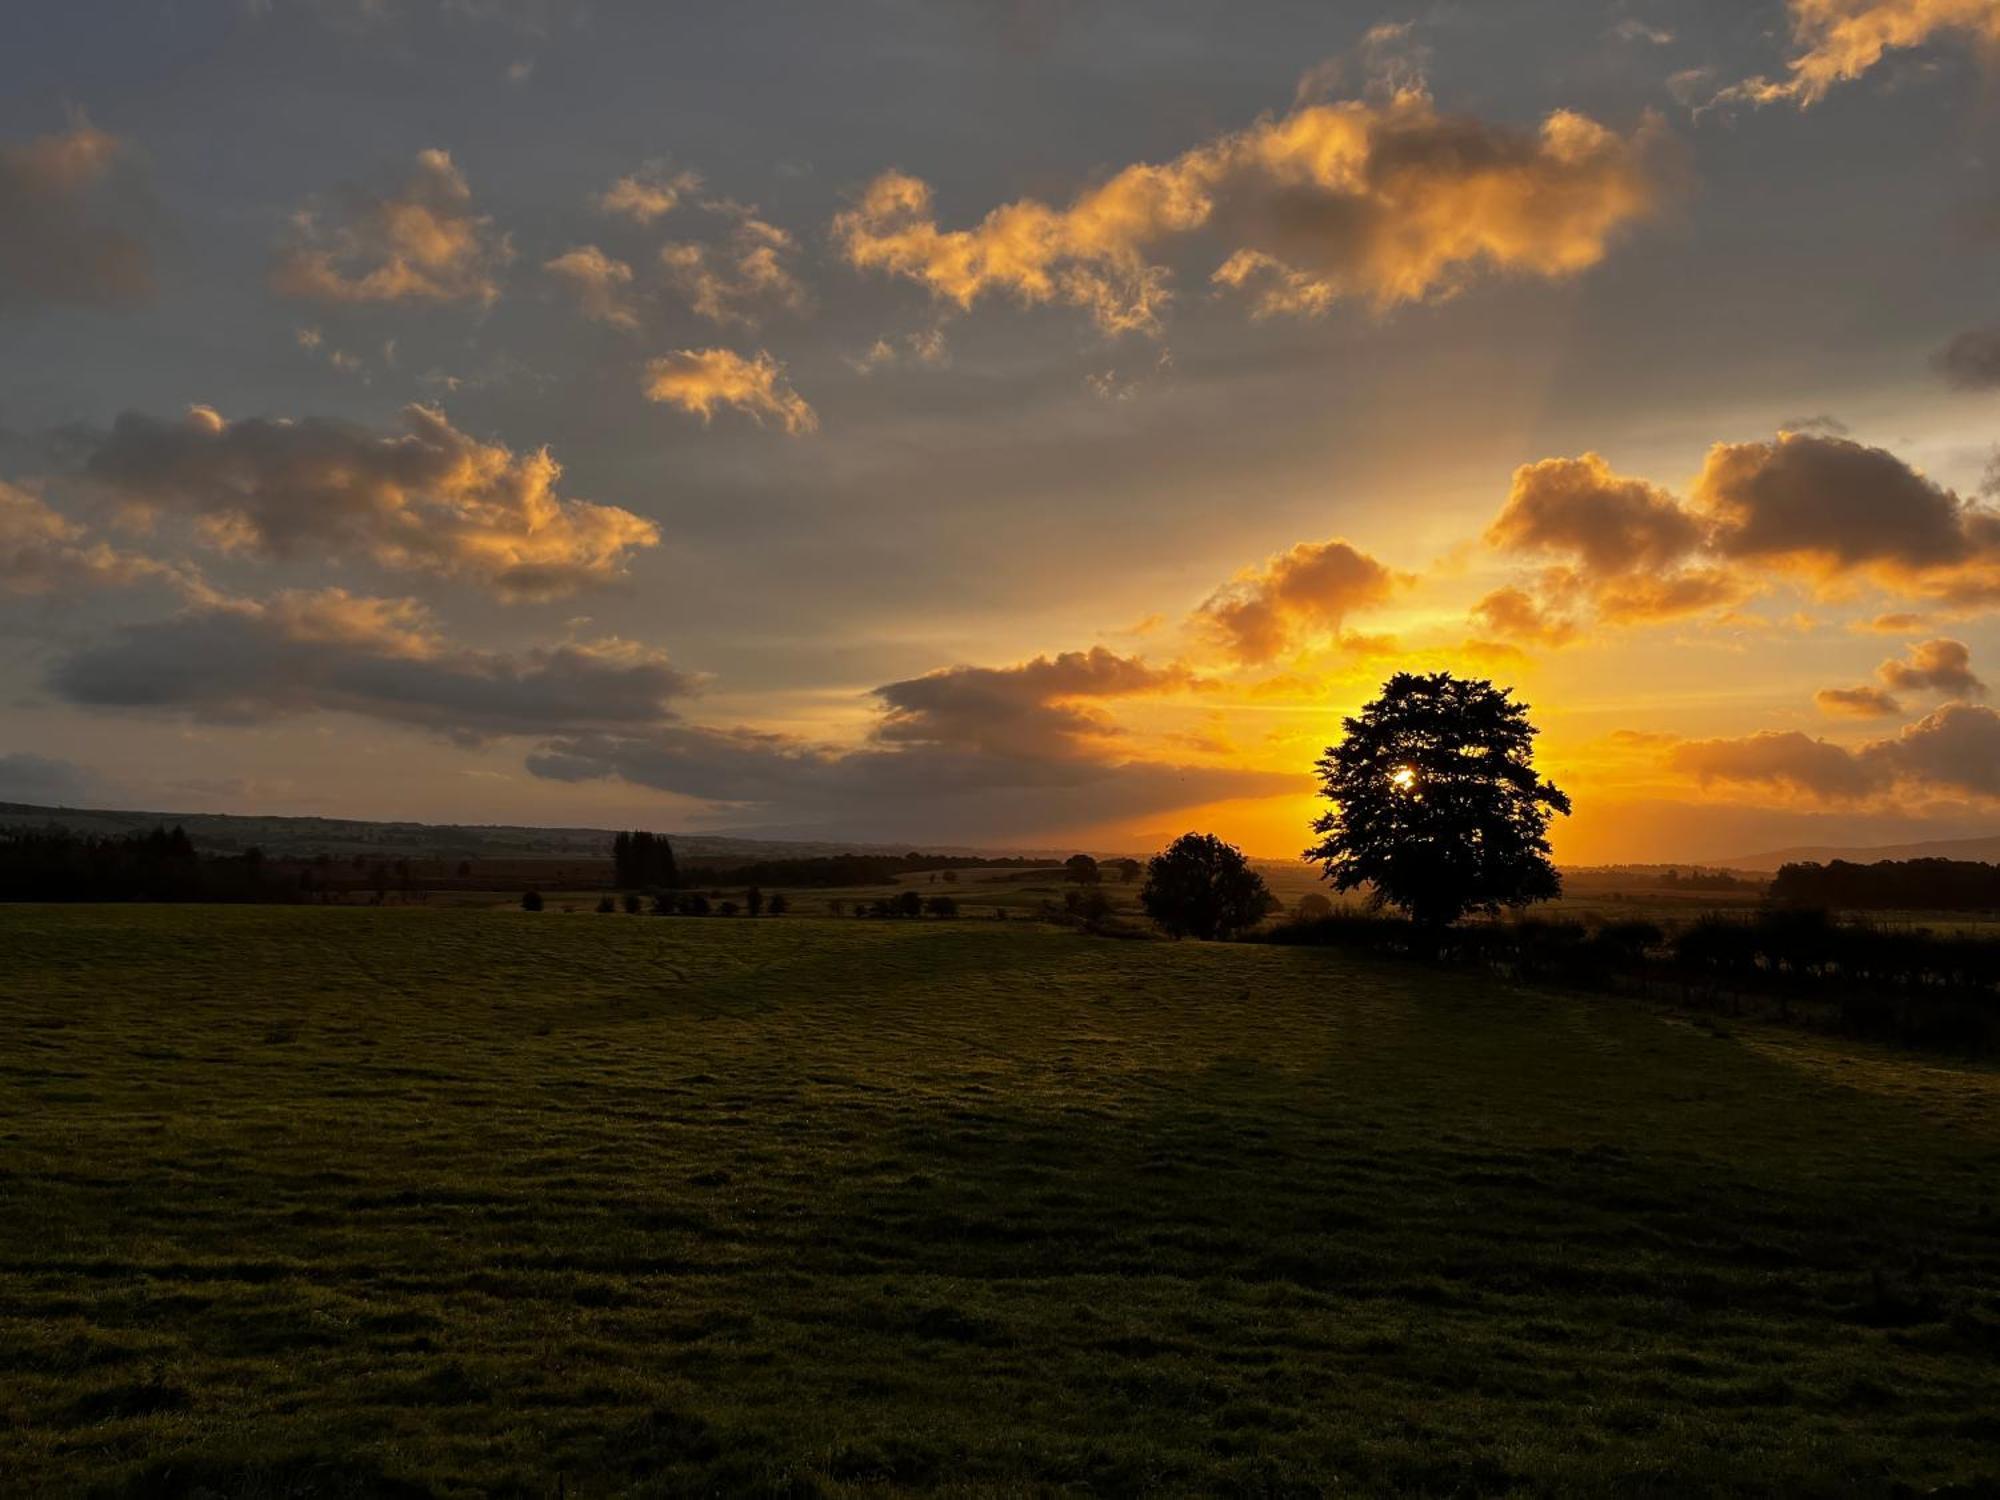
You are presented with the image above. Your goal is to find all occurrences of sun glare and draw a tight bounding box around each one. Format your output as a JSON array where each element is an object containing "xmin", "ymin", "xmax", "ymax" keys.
[{"xmin": 1390, "ymin": 766, "xmax": 1417, "ymax": 791}]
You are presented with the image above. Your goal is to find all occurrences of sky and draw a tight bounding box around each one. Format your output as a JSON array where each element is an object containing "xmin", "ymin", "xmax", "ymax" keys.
[{"xmin": 4, "ymin": 0, "xmax": 2000, "ymax": 863}]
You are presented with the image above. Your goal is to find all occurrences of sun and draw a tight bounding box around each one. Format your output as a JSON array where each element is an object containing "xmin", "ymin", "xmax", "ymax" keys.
[{"xmin": 1390, "ymin": 766, "xmax": 1417, "ymax": 791}]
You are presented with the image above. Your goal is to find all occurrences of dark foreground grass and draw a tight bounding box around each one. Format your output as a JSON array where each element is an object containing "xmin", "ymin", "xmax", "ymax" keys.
[{"xmin": 2, "ymin": 908, "xmax": 1998, "ymax": 1498}]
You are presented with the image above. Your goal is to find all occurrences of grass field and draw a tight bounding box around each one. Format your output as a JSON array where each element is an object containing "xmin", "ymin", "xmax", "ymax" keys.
[{"xmin": 3, "ymin": 907, "xmax": 1999, "ymax": 1497}]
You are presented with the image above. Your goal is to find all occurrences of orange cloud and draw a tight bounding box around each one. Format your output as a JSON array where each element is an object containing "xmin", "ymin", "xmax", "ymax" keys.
[
  {"xmin": 659, "ymin": 214, "xmax": 808, "ymax": 326},
  {"xmin": 598, "ymin": 163, "xmax": 701, "ymax": 224},
  {"xmin": 272, "ymin": 149, "xmax": 511, "ymax": 306},
  {"xmin": 1722, "ymin": 0, "xmax": 2000, "ymax": 107},
  {"xmin": 543, "ymin": 244, "xmax": 639, "ymax": 329},
  {"xmin": 835, "ymin": 87, "xmax": 1673, "ymax": 333},
  {"xmin": 642, "ymin": 348, "xmax": 817, "ymax": 433},
  {"xmin": 1196, "ymin": 537, "xmax": 1399, "ymax": 663},
  {"xmin": 84, "ymin": 403, "xmax": 658, "ymax": 599},
  {"xmin": 0, "ymin": 481, "xmax": 178, "ymax": 596}
]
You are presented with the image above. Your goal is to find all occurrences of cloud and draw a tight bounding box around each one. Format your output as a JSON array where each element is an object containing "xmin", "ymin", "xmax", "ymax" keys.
[
  {"xmin": 1480, "ymin": 432, "xmax": 2000, "ymax": 639},
  {"xmin": 0, "ymin": 751, "xmax": 99, "ymax": 806},
  {"xmin": 1195, "ymin": 538, "xmax": 1398, "ymax": 663},
  {"xmin": 1935, "ymin": 324, "xmax": 2000, "ymax": 389},
  {"xmin": 50, "ymin": 588, "xmax": 692, "ymax": 743},
  {"xmin": 873, "ymin": 648, "xmax": 1194, "ymax": 759},
  {"xmin": 1470, "ymin": 584, "xmax": 1579, "ymax": 646},
  {"xmin": 0, "ymin": 480, "xmax": 178, "ymax": 596},
  {"xmin": 834, "ymin": 86, "xmax": 1673, "ymax": 334},
  {"xmin": 598, "ymin": 164, "xmax": 701, "ymax": 224},
  {"xmin": 272, "ymin": 149, "xmax": 511, "ymax": 306},
  {"xmin": 1694, "ymin": 431, "xmax": 2000, "ymax": 599},
  {"xmin": 83, "ymin": 403, "xmax": 659, "ymax": 599},
  {"xmin": 1669, "ymin": 728, "xmax": 1886, "ymax": 800},
  {"xmin": 1720, "ymin": 0, "xmax": 2000, "ymax": 107},
  {"xmin": 659, "ymin": 214, "xmax": 809, "ymax": 326},
  {"xmin": 543, "ymin": 244, "xmax": 639, "ymax": 328},
  {"xmin": 1669, "ymin": 702, "xmax": 2000, "ymax": 803},
  {"xmin": 1876, "ymin": 636, "xmax": 1984, "ymax": 697},
  {"xmin": 0, "ymin": 121, "xmax": 156, "ymax": 313},
  {"xmin": 1815, "ymin": 684, "xmax": 1903, "ymax": 717},
  {"xmin": 642, "ymin": 348, "xmax": 817, "ymax": 433},
  {"xmin": 1487, "ymin": 452, "xmax": 1702, "ymax": 577}
]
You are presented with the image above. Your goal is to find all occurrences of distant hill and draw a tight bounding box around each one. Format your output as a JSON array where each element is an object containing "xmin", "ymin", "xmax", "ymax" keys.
[
  {"xmin": 0, "ymin": 801, "xmax": 1059, "ymax": 863},
  {"xmin": 1716, "ymin": 832, "xmax": 2000, "ymax": 874}
]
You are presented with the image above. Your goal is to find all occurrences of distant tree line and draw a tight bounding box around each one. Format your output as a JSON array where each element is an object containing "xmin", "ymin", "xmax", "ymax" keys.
[
  {"xmin": 1267, "ymin": 906, "xmax": 2000, "ymax": 1056},
  {"xmin": 674, "ymin": 852, "xmax": 1056, "ymax": 889},
  {"xmin": 1770, "ymin": 859, "xmax": 2000, "ymax": 912},
  {"xmin": 0, "ymin": 825, "xmax": 287, "ymax": 903}
]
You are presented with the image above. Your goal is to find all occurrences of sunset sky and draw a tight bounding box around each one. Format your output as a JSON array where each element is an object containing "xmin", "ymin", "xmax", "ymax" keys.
[{"xmin": 5, "ymin": 0, "xmax": 2000, "ymax": 862}]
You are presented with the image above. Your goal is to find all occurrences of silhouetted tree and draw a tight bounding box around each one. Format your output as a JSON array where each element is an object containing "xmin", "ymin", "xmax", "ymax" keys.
[
  {"xmin": 612, "ymin": 830, "xmax": 679, "ymax": 891},
  {"xmin": 1305, "ymin": 671, "xmax": 1569, "ymax": 928},
  {"xmin": 1115, "ymin": 858, "xmax": 1142, "ymax": 884},
  {"xmin": 1141, "ymin": 833, "xmax": 1271, "ymax": 940},
  {"xmin": 596, "ymin": 895, "xmax": 616, "ymax": 913},
  {"xmin": 521, "ymin": 889, "xmax": 544, "ymax": 912},
  {"xmin": 678, "ymin": 893, "xmax": 711, "ymax": 916},
  {"xmin": 746, "ymin": 885, "xmax": 764, "ymax": 917},
  {"xmin": 718, "ymin": 899, "xmax": 740, "ymax": 917},
  {"xmin": 927, "ymin": 894, "xmax": 958, "ymax": 918},
  {"xmin": 894, "ymin": 889, "xmax": 923, "ymax": 918},
  {"xmin": 1064, "ymin": 854, "xmax": 1101, "ymax": 886},
  {"xmin": 1294, "ymin": 892, "xmax": 1334, "ymax": 922},
  {"xmin": 651, "ymin": 892, "xmax": 673, "ymax": 915},
  {"xmin": 767, "ymin": 892, "xmax": 789, "ymax": 916},
  {"xmin": 940, "ymin": 868, "xmax": 958, "ymax": 884},
  {"xmin": 622, "ymin": 891, "xmax": 642, "ymax": 914}
]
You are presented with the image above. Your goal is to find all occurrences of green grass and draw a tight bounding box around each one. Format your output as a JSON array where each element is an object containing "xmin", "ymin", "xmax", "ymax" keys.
[{"xmin": 2, "ymin": 907, "xmax": 1998, "ymax": 1497}]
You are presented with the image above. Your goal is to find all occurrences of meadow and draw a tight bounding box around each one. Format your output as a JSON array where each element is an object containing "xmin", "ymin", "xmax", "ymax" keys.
[{"xmin": 3, "ymin": 906, "xmax": 1998, "ymax": 1497}]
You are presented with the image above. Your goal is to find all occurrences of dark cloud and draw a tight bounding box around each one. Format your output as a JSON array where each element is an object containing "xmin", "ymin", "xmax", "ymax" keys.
[
  {"xmin": 1814, "ymin": 684, "xmax": 1902, "ymax": 718},
  {"xmin": 49, "ymin": 590, "xmax": 692, "ymax": 744},
  {"xmin": 1935, "ymin": 324, "xmax": 2000, "ymax": 390},
  {"xmin": 1668, "ymin": 703, "xmax": 2000, "ymax": 804},
  {"xmin": 1696, "ymin": 431, "xmax": 1988, "ymax": 575},
  {"xmin": 0, "ymin": 122, "xmax": 156, "ymax": 314},
  {"xmin": 1876, "ymin": 637, "xmax": 1983, "ymax": 698},
  {"xmin": 1481, "ymin": 432, "xmax": 2000, "ymax": 641},
  {"xmin": 83, "ymin": 403, "xmax": 658, "ymax": 599},
  {"xmin": 874, "ymin": 648, "xmax": 1192, "ymax": 758},
  {"xmin": 525, "ymin": 726, "xmax": 1295, "ymax": 841}
]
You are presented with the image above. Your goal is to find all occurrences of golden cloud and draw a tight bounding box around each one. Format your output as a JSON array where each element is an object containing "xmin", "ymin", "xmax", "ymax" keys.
[
  {"xmin": 1195, "ymin": 537, "xmax": 1400, "ymax": 664},
  {"xmin": 1671, "ymin": 703, "xmax": 2000, "ymax": 803},
  {"xmin": 659, "ymin": 214, "xmax": 809, "ymax": 326},
  {"xmin": 642, "ymin": 348, "xmax": 817, "ymax": 433},
  {"xmin": 0, "ymin": 480, "xmax": 177, "ymax": 596},
  {"xmin": 598, "ymin": 164, "xmax": 701, "ymax": 224},
  {"xmin": 272, "ymin": 149, "xmax": 511, "ymax": 306},
  {"xmin": 835, "ymin": 87, "xmax": 1673, "ymax": 334},
  {"xmin": 543, "ymin": 244, "xmax": 639, "ymax": 329},
  {"xmin": 1723, "ymin": 0, "xmax": 2000, "ymax": 106},
  {"xmin": 84, "ymin": 403, "xmax": 658, "ymax": 599}
]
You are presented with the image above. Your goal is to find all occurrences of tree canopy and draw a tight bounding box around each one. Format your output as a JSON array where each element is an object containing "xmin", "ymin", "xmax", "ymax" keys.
[
  {"xmin": 1140, "ymin": 832, "xmax": 1272, "ymax": 940},
  {"xmin": 1304, "ymin": 672, "xmax": 1570, "ymax": 927}
]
